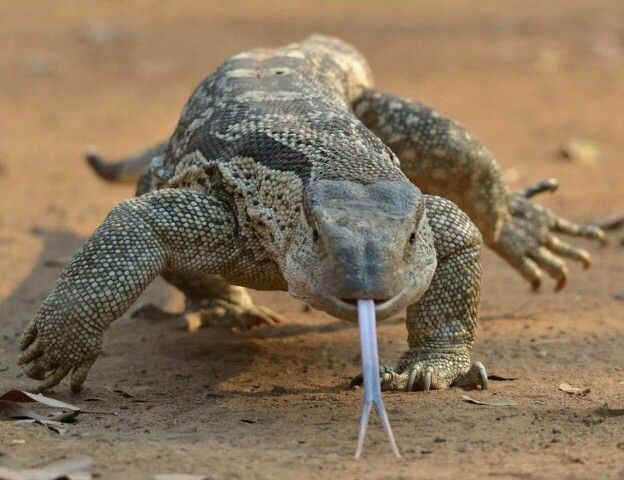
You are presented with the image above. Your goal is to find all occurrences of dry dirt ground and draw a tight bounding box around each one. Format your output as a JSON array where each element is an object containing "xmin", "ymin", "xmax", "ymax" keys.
[{"xmin": 1, "ymin": 1, "xmax": 624, "ymax": 479}]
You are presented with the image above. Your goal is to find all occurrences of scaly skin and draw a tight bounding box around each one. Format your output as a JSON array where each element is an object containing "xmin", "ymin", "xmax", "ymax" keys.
[
  {"xmin": 352, "ymin": 89, "xmax": 605, "ymax": 291},
  {"xmin": 19, "ymin": 35, "xmax": 604, "ymax": 393}
]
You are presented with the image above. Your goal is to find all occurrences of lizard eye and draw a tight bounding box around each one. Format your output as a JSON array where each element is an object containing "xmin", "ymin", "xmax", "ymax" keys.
[
  {"xmin": 312, "ymin": 229, "xmax": 319, "ymax": 243},
  {"xmin": 409, "ymin": 232, "xmax": 416, "ymax": 245}
]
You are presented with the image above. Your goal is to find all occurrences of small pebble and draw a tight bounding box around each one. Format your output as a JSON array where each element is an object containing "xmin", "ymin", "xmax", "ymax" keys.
[
  {"xmin": 272, "ymin": 385, "xmax": 287, "ymax": 394},
  {"xmin": 434, "ymin": 437, "xmax": 446, "ymax": 443},
  {"xmin": 557, "ymin": 137, "xmax": 601, "ymax": 165}
]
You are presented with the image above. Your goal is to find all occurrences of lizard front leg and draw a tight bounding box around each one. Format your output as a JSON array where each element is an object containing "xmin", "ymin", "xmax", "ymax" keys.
[
  {"xmin": 353, "ymin": 88, "xmax": 605, "ymax": 290},
  {"xmin": 381, "ymin": 196, "xmax": 487, "ymax": 391},
  {"xmin": 19, "ymin": 188, "xmax": 245, "ymax": 392}
]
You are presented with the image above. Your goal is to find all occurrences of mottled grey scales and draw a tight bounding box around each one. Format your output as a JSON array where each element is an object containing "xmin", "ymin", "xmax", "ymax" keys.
[{"xmin": 19, "ymin": 35, "xmax": 605, "ymax": 393}]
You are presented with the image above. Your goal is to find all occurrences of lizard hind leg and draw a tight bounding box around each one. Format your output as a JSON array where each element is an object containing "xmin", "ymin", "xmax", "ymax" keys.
[{"xmin": 163, "ymin": 272, "xmax": 283, "ymax": 331}]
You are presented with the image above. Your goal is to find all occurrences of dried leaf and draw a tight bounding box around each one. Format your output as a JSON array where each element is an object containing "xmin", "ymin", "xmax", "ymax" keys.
[
  {"xmin": 15, "ymin": 419, "xmax": 67, "ymax": 435},
  {"xmin": 461, "ymin": 395, "xmax": 519, "ymax": 406},
  {"xmin": 113, "ymin": 389, "xmax": 134, "ymax": 398},
  {"xmin": 154, "ymin": 475, "xmax": 208, "ymax": 480},
  {"xmin": 558, "ymin": 383, "xmax": 590, "ymax": 396},
  {"xmin": 0, "ymin": 455, "xmax": 92, "ymax": 480},
  {"xmin": 0, "ymin": 390, "xmax": 80, "ymax": 424},
  {"xmin": 113, "ymin": 389, "xmax": 147, "ymax": 402},
  {"xmin": 0, "ymin": 390, "xmax": 80, "ymax": 411},
  {"xmin": 487, "ymin": 374, "xmax": 519, "ymax": 381}
]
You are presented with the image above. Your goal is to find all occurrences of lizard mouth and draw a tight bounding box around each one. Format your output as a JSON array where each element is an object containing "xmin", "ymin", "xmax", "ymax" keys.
[
  {"xmin": 329, "ymin": 292, "xmax": 407, "ymax": 322},
  {"xmin": 339, "ymin": 298, "xmax": 391, "ymax": 307}
]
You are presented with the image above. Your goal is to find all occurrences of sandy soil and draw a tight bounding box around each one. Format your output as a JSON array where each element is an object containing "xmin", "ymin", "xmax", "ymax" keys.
[{"xmin": 1, "ymin": 1, "xmax": 624, "ymax": 478}]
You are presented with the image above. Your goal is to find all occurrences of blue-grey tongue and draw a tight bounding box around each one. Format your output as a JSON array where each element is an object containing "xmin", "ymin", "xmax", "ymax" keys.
[{"xmin": 355, "ymin": 299, "xmax": 401, "ymax": 458}]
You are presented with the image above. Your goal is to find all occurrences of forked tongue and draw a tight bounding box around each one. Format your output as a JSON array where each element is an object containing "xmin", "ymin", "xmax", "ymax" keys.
[{"xmin": 354, "ymin": 299, "xmax": 401, "ymax": 459}]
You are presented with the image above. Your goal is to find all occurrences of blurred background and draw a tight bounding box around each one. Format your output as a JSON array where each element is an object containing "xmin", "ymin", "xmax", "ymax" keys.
[{"xmin": 1, "ymin": 1, "xmax": 623, "ymax": 478}]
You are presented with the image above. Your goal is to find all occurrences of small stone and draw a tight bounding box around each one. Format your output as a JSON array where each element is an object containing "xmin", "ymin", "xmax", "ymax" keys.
[
  {"xmin": 76, "ymin": 22, "xmax": 134, "ymax": 45},
  {"xmin": 23, "ymin": 55, "xmax": 59, "ymax": 76},
  {"xmin": 617, "ymin": 442, "xmax": 624, "ymax": 450},
  {"xmin": 613, "ymin": 291, "xmax": 624, "ymax": 301},
  {"xmin": 433, "ymin": 436, "xmax": 446, "ymax": 443},
  {"xmin": 552, "ymin": 427, "xmax": 562, "ymax": 434},
  {"xmin": 272, "ymin": 385, "xmax": 287, "ymax": 394},
  {"xmin": 421, "ymin": 448, "xmax": 432, "ymax": 454},
  {"xmin": 557, "ymin": 137, "xmax": 601, "ymax": 165}
]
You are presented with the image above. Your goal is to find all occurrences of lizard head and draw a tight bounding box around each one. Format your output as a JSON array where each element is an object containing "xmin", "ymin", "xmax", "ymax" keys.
[{"xmin": 285, "ymin": 179, "xmax": 437, "ymax": 322}]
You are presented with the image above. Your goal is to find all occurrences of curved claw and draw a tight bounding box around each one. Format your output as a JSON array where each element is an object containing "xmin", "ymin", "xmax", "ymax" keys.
[
  {"xmin": 528, "ymin": 247, "xmax": 569, "ymax": 292},
  {"xmin": 35, "ymin": 365, "xmax": 72, "ymax": 393},
  {"xmin": 545, "ymin": 236, "xmax": 591, "ymax": 269},
  {"xmin": 422, "ymin": 367, "xmax": 433, "ymax": 392},
  {"xmin": 350, "ymin": 366, "xmax": 391, "ymax": 389},
  {"xmin": 71, "ymin": 356, "xmax": 97, "ymax": 393},
  {"xmin": 552, "ymin": 217, "xmax": 606, "ymax": 245},
  {"xmin": 24, "ymin": 362, "xmax": 46, "ymax": 380},
  {"xmin": 18, "ymin": 340, "xmax": 43, "ymax": 365},
  {"xmin": 407, "ymin": 367, "xmax": 419, "ymax": 392},
  {"xmin": 453, "ymin": 362, "xmax": 489, "ymax": 390},
  {"xmin": 19, "ymin": 322, "xmax": 38, "ymax": 350}
]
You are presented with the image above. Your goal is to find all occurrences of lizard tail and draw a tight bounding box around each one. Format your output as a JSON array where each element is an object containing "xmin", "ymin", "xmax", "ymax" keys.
[{"xmin": 85, "ymin": 141, "xmax": 167, "ymax": 183}]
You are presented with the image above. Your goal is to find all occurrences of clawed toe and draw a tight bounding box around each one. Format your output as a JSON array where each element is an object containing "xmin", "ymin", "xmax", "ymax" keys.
[
  {"xmin": 187, "ymin": 300, "xmax": 283, "ymax": 330},
  {"xmin": 407, "ymin": 365, "xmax": 434, "ymax": 391},
  {"xmin": 24, "ymin": 362, "xmax": 46, "ymax": 380},
  {"xmin": 352, "ymin": 361, "xmax": 489, "ymax": 392},
  {"xmin": 452, "ymin": 361, "xmax": 489, "ymax": 390}
]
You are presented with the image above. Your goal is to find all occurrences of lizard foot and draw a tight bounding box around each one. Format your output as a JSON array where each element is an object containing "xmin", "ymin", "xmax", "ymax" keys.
[
  {"xmin": 493, "ymin": 179, "xmax": 606, "ymax": 291},
  {"xmin": 351, "ymin": 357, "xmax": 488, "ymax": 392},
  {"xmin": 18, "ymin": 310, "xmax": 102, "ymax": 393},
  {"xmin": 186, "ymin": 286, "xmax": 283, "ymax": 331}
]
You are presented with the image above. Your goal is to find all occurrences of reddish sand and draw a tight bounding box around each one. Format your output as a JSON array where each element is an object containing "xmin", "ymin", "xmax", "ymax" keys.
[{"xmin": 1, "ymin": 1, "xmax": 623, "ymax": 478}]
